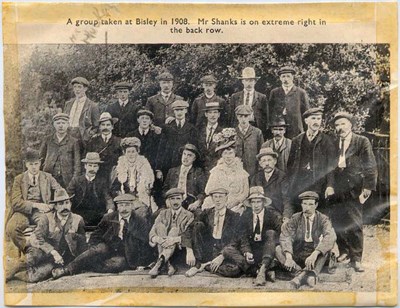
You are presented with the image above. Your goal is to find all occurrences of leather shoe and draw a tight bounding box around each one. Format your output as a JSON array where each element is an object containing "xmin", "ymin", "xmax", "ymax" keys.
[
  {"xmin": 337, "ymin": 253, "xmax": 349, "ymax": 263},
  {"xmin": 352, "ymin": 261, "xmax": 365, "ymax": 272},
  {"xmin": 254, "ymin": 271, "xmax": 266, "ymax": 286},
  {"xmin": 52, "ymin": 267, "xmax": 68, "ymax": 280},
  {"xmin": 266, "ymin": 270, "xmax": 276, "ymax": 283},
  {"xmin": 148, "ymin": 257, "xmax": 164, "ymax": 278},
  {"xmin": 305, "ymin": 274, "xmax": 316, "ymax": 287},
  {"xmin": 289, "ymin": 277, "xmax": 301, "ymax": 290},
  {"xmin": 167, "ymin": 262, "xmax": 176, "ymax": 276}
]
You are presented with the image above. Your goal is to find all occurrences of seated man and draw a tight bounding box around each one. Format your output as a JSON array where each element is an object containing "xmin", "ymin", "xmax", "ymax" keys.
[
  {"xmin": 7, "ymin": 189, "xmax": 87, "ymax": 282},
  {"xmin": 52, "ymin": 194, "xmax": 152, "ymax": 279},
  {"xmin": 275, "ymin": 191, "xmax": 336, "ymax": 289},
  {"xmin": 236, "ymin": 186, "xmax": 282, "ymax": 286},
  {"xmin": 185, "ymin": 188, "xmax": 247, "ymax": 278},
  {"xmin": 148, "ymin": 188, "xmax": 195, "ymax": 278}
]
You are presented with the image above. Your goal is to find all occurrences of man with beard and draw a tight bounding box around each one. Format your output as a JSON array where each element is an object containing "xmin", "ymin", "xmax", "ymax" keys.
[
  {"xmin": 148, "ymin": 188, "xmax": 195, "ymax": 278},
  {"xmin": 275, "ymin": 191, "xmax": 336, "ymax": 289},
  {"xmin": 6, "ymin": 189, "xmax": 87, "ymax": 282},
  {"xmin": 146, "ymin": 72, "xmax": 184, "ymax": 127},
  {"xmin": 52, "ymin": 193, "xmax": 152, "ymax": 278},
  {"xmin": 106, "ymin": 82, "xmax": 141, "ymax": 138},
  {"xmin": 229, "ymin": 67, "xmax": 269, "ymax": 138},
  {"xmin": 190, "ymin": 74, "xmax": 229, "ymax": 128},
  {"xmin": 261, "ymin": 119, "xmax": 292, "ymax": 172},
  {"xmin": 67, "ymin": 152, "xmax": 113, "ymax": 226},
  {"xmin": 330, "ymin": 112, "xmax": 377, "ymax": 272},
  {"xmin": 40, "ymin": 113, "xmax": 81, "ymax": 188},
  {"xmin": 86, "ymin": 112, "xmax": 122, "ymax": 186},
  {"xmin": 269, "ymin": 66, "xmax": 310, "ymax": 138},
  {"xmin": 286, "ymin": 107, "xmax": 336, "ymax": 216}
]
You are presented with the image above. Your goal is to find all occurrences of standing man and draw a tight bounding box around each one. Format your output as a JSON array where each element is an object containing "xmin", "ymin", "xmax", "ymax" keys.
[
  {"xmin": 331, "ymin": 112, "xmax": 377, "ymax": 272},
  {"xmin": 52, "ymin": 193, "xmax": 152, "ymax": 278},
  {"xmin": 286, "ymin": 107, "xmax": 336, "ymax": 216},
  {"xmin": 106, "ymin": 81, "xmax": 141, "ymax": 138},
  {"xmin": 40, "ymin": 113, "xmax": 81, "ymax": 189},
  {"xmin": 275, "ymin": 191, "xmax": 336, "ymax": 289},
  {"xmin": 190, "ymin": 74, "xmax": 229, "ymax": 128},
  {"xmin": 64, "ymin": 77, "xmax": 100, "ymax": 145},
  {"xmin": 261, "ymin": 119, "xmax": 292, "ymax": 172},
  {"xmin": 146, "ymin": 72, "xmax": 184, "ymax": 127},
  {"xmin": 148, "ymin": 188, "xmax": 195, "ymax": 278},
  {"xmin": 235, "ymin": 105, "xmax": 264, "ymax": 178},
  {"xmin": 269, "ymin": 66, "xmax": 310, "ymax": 138},
  {"xmin": 229, "ymin": 67, "xmax": 269, "ymax": 137},
  {"xmin": 67, "ymin": 152, "xmax": 114, "ymax": 226}
]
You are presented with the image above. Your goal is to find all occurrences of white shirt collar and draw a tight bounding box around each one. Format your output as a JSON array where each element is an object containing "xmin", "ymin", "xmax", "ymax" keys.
[
  {"xmin": 161, "ymin": 91, "xmax": 171, "ymax": 99},
  {"xmin": 176, "ymin": 119, "xmax": 185, "ymax": 126},
  {"xmin": 28, "ymin": 172, "xmax": 38, "ymax": 182},
  {"xmin": 119, "ymin": 214, "xmax": 131, "ymax": 223},
  {"xmin": 207, "ymin": 123, "xmax": 218, "ymax": 130},
  {"xmin": 75, "ymin": 95, "xmax": 87, "ymax": 103},
  {"xmin": 119, "ymin": 98, "xmax": 128, "ymax": 107},
  {"xmin": 244, "ymin": 89, "xmax": 255, "ymax": 95},
  {"xmin": 56, "ymin": 212, "xmax": 70, "ymax": 223},
  {"xmin": 253, "ymin": 208, "xmax": 265, "ymax": 220},
  {"xmin": 85, "ymin": 174, "xmax": 96, "ymax": 182},
  {"xmin": 102, "ymin": 133, "xmax": 111, "ymax": 141},
  {"xmin": 282, "ymin": 85, "xmax": 294, "ymax": 93},
  {"xmin": 215, "ymin": 207, "xmax": 227, "ymax": 216},
  {"xmin": 341, "ymin": 131, "xmax": 353, "ymax": 141},
  {"xmin": 304, "ymin": 213, "xmax": 315, "ymax": 223},
  {"xmin": 139, "ymin": 127, "xmax": 150, "ymax": 135}
]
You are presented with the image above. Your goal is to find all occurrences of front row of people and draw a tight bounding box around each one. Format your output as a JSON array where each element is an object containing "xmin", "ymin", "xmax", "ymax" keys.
[{"xmin": 7, "ymin": 185, "xmax": 336, "ymax": 290}]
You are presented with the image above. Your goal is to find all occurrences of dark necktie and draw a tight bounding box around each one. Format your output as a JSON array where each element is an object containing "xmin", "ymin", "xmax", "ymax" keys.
[
  {"xmin": 173, "ymin": 212, "xmax": 177, "ymax": 221},
  {"xmin": 206, "ymin": 127, "xmax": 214, "ymax": 148},
  {"xmin": 254, "ymin": 215, "xmax": 261, "ymax": 235},
  {"xmin": 33, "ymin": 175, "xmax": 36, "ymax": 186},
  {"xmin": 340, "ymin": 138, "xmax": 345, "ymax": 156},
  {"xmin": 245, "ymin": 92, "xmax": 250, "ymax": 105},
  {"xmin": 177, "ymin": 121, "xmax": 181, "ymax": 129},
  {"xmin": 306, "ymin": 217, "xmax": 311, "ymax": 240},
  {"xmin": 122, "ymin": 218, "xmax": 128, "ymax": 240}
]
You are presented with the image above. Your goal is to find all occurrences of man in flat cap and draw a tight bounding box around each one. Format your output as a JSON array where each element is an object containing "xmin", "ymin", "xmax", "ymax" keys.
[
  {"xmin": 275, "ymin": 191, "xmax": 336, "ymax": 289},
  {"xmin": 330, "ymin": 112, "xmax": 377, "ymax": 272},
  {"xmin": 86, "ymin": 112, "xmax": 122, "ymax": 187},
  {"xmin": 146, "ymin": 72, "xmax": 184, "ymax": 127},
  {"xmin": 229, "ymin": 67, "xmax": 269, "ymax": 138},
  {"xmin": 6, "ymin": 149, "xmax": 62, "ymax": 254},
  {"xmin": 63, "ymin": 77, "xmax": 100, "ymax": 145},
  {"xmin": 52, "ymin": 193, "xmax": 152, "ymax": 279},
  {"xmin": 286, "ymin": 107, "xmax": 336, "ymax": 217},
  {"xmin": 67, "ymin": 152, "xmax": 113, "ymax": 226},
  {"xmin": 106, "ymin": 82, "xmax": 142, "ymax": 138},
  {"xmin": 155, "ymin": 100, "xmax": 198, "ymax": 180},
  {"xmin": 261, "ymin": 119, "xmax": 292, "ymax": 172},
  {"xmin": 148, "ymin": 188, "xmax": 195, "ymax": 278},
  {"xmin": 235, "ymin": 104, "xmax": 264, "ymax": 178},
  {"xmin": 251, "ymin": 147, "xmax": 290, "ymax": 220},
  {"xmin": 163, "ymin": 144, "xmax": 206, "ymax": 211},
  {"xmin": 185, "ymin": 188, "xmax": 246, "ymax": 278},
  {"xmin": 190, "ymin": 74, "xmax": 229, "ymax": 129},
  {"xmin": 40, "ymin": 113, "xmax": 81, "ymax": 189},
  {"xmin": 7, "ymin": 189, "xmax": 87, "ymax": 282},
  {"xmin": 269, "ymin": 66, "xmax": 310, "ymax": 138}
]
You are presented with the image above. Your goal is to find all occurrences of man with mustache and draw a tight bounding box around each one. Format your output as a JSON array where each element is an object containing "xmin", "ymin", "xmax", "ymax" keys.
[
  {"xmin": 330, "ymin": 112, "xmax": 377, "ymax": 272},
  {"xmin": 275, "ymin": 191, "xmax": 336, "ymax": 289},
  {"xmin": 52, "ymin": 193, "xmax": 152, "ymax": 279},
  {"xmin": 6, "ymin": 189, "xmax": 87, "ymax": 282},
  {"xmin": 286, "ymin": 107, "xmax": 336, "ymax": 216},
  {"xmin": 269, "ymin": 66, "xmax": 310, "ymax": 138}
]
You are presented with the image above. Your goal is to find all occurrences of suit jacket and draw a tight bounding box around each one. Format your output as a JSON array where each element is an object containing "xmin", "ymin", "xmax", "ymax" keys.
[
  {"xmin": 190, "ymin": 94, "xmax": 228, "ymax": 128},
  {"xmin": 229, "ymin": 91, "xmax": 269, "ymax": 137},
  {"xmin": 250, "ymin": 168, "xmax": 291, "ymax": 218},
  {"xmin": 145, "ymin": 93, "xmax": 183, "ymax": 126},
  {"xmin": 105, "ymin": 100, "xmax": 142, "ymax": 138},
  {"xmin": 155, "ymin": 120, "xmax": 198, "ymax": 173},
  {"xmin": 280, "ymin": 210, "xmax": 336, "ymax": 256},
  {"xmin": 89, "ymin": 210, "xmax": 152, "ymax": 268},
  {"xmin": 235, "ymin": 125, "xmax": 264, "ymax": 178},
  {"xmin": 64, "ymin": 97, "xmax": 100, "ymax": 142},
  {"xmin": 33, "ymin": 212, "xmax": 87, "ymax": 257},
  {"xmin": 163, "ymin": 165, "xmax": 206, "ymax": 202},
  {"xmin": 197, "ymin": 124, "xmax": 223, "ymax": 173},
  {"xmin": 11, "ymin": 171, "xmax": 61, "ymax": 216},
  {"xmin": 262, "ymin": 138, "xmax": 292, "ymax": 173},
  {"xmin": 269, "ymin": 86, "xmax": 310, "ymax": 138},
  {"xmin": 129, "ymin": 128, "xmax": 161, "ymax": 169},
  {"xmin": 40, "ymin": 133, "xmax": 81, "ymax": 188},
  {"xmin": 333, "ymin": 133, "xmax": 377, "ymax": 196}
]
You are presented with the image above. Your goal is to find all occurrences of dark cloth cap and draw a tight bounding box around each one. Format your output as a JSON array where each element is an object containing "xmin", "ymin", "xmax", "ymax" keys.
[
  {"xmin": 24, "ymin": 149, "xmax": 41, "ymax": 162},
  {"xmin": 209, "ymin": 188, "xmax": 229, "ymax": 195},
  {"xmin": 179, "ymin": 143, "xmax": 200, "ymax": 159},
  {"xmin": 333, "ymin": 111, "xmax": 354, "ymax": 124},
  {"xmin": 256, "ymin": 147, "xmax": 278, "ymax": 160},
  {"xmin": 156, "ymin": 72, "xmax": 174, "ymax": 81},
  {"xmin": 303, "ymin": 107, "xmax": 324, "ymax": 119},
  {"xmin": 52, "ymin": 113, "xmax": 70, "ymax": 122},
  {"xmin": 269, "ymin": 119, "xmax": 289, "ymax": 127},
  {"xmin": 171, "ymin": 100, "xmax": 189, "ymax": 110},
  {"xmin": 114, "ymin": 193, "xmax": 136, "ymax": 203},
  {"xmin": 298, "ymin": 191, "xmax": 319, "ymax": 201},
  {"xmin": 165, "ymin": 188, "xmax": 185, "ymax": 199},
  {"xmin": 137, "ymin": 108, "xmax": 154, "ymax": 119},
  {"xmin": 277, "ymin": 66, "xmax": 296, "ymax": 75},
  {"xmin": 71, "ymin": 77, "xmax": 89, "ymax": 87},
  {"xmin": 235, "ymin": 104, "xmax": 253, "ymax": 115},
  {"xmin": 203, "ymin": 102, "xmax": 222, "ymax": 111},
  {"xmin": 200, "ymin": 75, "xmax": 217, "ymax": 83},
  {"xmin": 115, "ymin": 82, "xmax": 133, "ymax": 90}
]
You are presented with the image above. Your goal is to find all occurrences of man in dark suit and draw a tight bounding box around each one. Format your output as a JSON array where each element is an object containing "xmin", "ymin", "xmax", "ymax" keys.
[
  {"xmin": 155, "ymin": 100, "xmax": 198, "ymax": 179},
  {"xmin": 52, "ymin": 193, "xmax": 152, "ymax": 279},
  {"xmin": 145, "ymin": 72, "xmax": 184, "ymax": 126},
  {"xmin": 275, "ymin": 191, "xmax": 336, "ymax": 289},
  {"xmin": 185, "ymin": 188, "xmax": 247, "ymax": 278},
  {"xmin": 190, "ymin": 74, "xmax": 229, "ymax": 128},
  {"xmin": 67, "ymin": 152, "xmax": 114, "ymax": 226},
  {"xmin": 251, "ymin": 147, "xmax": 290, "ymax": 220},
  {"xmin": 86, "ymin": 112, "xmax": 122, "ymax": 186},
  {"xmin": 229, "ymin": 67, "xmax": 269, "ymax": 138},
  {"xmin": 330, "ymin": 112, "xmax": 377, "ymax": 272},
  {"xmin": 63, "ymin": 77, "xmax": 100, "ymax": 145},
  {"xmin": 40, "ymin": 113, "xmax": 81, "ymax": 189},
  {"xmin": 286, "ymin": 107, "xmax": 336, "ymax": 216},
  {"xmin": 269, "ymin": 66, "xmax": 310, "ymax": 138},
  {"xmin": 105, "ymin": 81, "xmax": 141, "ymax": 138}
]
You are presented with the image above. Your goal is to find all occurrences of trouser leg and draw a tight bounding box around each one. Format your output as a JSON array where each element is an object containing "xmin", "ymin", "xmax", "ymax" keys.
[
  {"xmin": 95, "ymin": 256, "xmax": 129, "ymax": 273},
  {"xmin": 6, "ymin": 213, "xmax": 30, "ymax": 252},
  {"xmin": 66, "ymin": 243, "xmax": 110, "ymax": 275},
  {"xmin": 191, "ymin": 221, "xmax": 212, "ymax": 263},
  {"xmin": 261, "ymin": 230, "xmax": 277, "ymax": 266},
  {"xmin": 222, "ymin": 245, "xmax": 249, "ymax": 273}
]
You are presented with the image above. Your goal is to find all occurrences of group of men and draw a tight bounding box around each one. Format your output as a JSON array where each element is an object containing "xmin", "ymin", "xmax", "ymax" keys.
[{"xmin": 6, "ymin": 65, "xmax": 378, "ymax": 290}]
